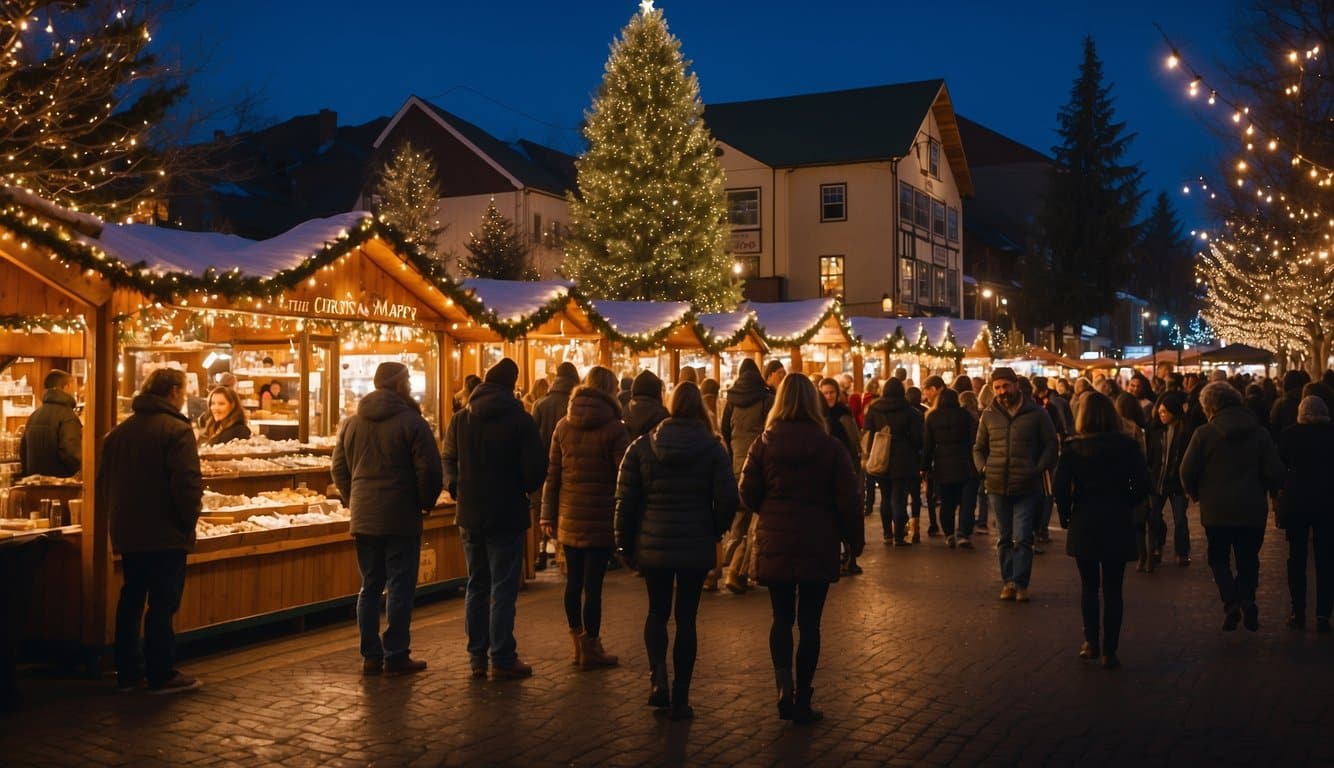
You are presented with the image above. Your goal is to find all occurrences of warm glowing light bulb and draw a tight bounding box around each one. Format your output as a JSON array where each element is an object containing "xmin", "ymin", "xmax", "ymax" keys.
[{"xmin": 1166, "ymin": 53, "xmax": 1179, "ymax": 69}]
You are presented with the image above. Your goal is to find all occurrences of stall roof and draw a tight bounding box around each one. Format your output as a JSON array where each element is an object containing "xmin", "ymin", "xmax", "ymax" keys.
[
  {"xmin": 1196, "ymin": 343, "xmax": 1274, "ymax": 365},
  {"xmin": 588, "ymin": 300, "xmax": 692, "ymax": 338},
  {"xmin": 746, "ymin": 298, "xmax": 853, "ymax": 347},
  {"xmin": 692, "ymin": 310, "xmax": 766, "ymax": 353},
  {"xmin": 848, "ymin": 317, "xmax": 902, "ymax": 348},
  {"xmin": 460, "ymin": 278, "xmax": 573, "ymax": 323},
  {"xmin": 95, "ymin": 211, "xmax": 372, "ymax": 276}
]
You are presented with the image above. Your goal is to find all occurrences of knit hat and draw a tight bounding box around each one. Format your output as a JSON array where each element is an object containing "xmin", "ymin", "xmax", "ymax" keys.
[
  {"xmin": 632, "ymin": 369, "xmax": 663, "ymax": 399},
  {"xmin": 555, "ymin": 361, "xmax": 579, "ymax": 382},
  {"xmin": 373, "ymin": 362, "xmax": 410, "ymax": 389},
  {"xmin": 1157, "ymin": 390, "xmax": 1188, "ymax": 418},
  {"xmin": 990, "ymin": 367, "xmax": 1018, "ymax": 384},
  {"xmin": 485, "ymin": 358, "xmax": 520, "ymax": 390},
  {"xmin": 1298, "ymin": 395, "xmax": 1330, "ymax": 424}
]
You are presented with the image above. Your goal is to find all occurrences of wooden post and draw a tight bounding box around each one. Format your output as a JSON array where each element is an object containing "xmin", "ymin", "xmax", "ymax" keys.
[
  {"xmin": 669, "ymin": 349, "xmax": 681, "ymax": 383},
  {"xmin": 883, "ymin": 348, "xmax": 892, "ymax": 376},
  {"xmin": 88, "ymin": 303, "xmax": 116, "ymax": 649},
  {"xmin": 712, "ymin": 353, "xmax": 722, "ymax": 383},
  {"xmin": 852, "ymin": 352, "xmax": 865, "ymax": 393},
  {"xmin": 519, "ymin": 336, "xmax": 531, "ymax": 394},
  {"xmin": 439, "ymin": 331, "xmax": 455, "ymax": 420},
  {"xmin": 789, "ymin": 346, "xmax": 803, "ymax": 375},
  {"xmin": 599, "ymin": 337, "xmax": 613, "ymax": 367}
]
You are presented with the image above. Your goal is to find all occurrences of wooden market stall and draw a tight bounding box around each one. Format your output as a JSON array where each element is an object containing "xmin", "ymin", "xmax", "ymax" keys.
[
  {"xmin": 848, "ymin": 316, "xmax": 990, "ymax": 387},
  {"xmin": 747, "ymin": 299, "xmax": 857, "ymax": 379},
  {"xmin": 3, "ymin": 195, "xmax": 488, "ymax": 652},
  {"xmin": 691, "ymin": 310, "xmax": 768, "ymax": 383}
]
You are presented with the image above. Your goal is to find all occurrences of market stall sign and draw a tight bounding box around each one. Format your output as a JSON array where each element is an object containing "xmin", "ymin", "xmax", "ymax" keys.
[{"xmin": 277, "ymin": 295, "xmax": 418, "ymax": 322}]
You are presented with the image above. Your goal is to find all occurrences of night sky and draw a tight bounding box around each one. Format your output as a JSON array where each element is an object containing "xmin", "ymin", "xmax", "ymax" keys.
[{"xmin": 156, "ymin": 0, "xmax": 1241, "ymax": 228}]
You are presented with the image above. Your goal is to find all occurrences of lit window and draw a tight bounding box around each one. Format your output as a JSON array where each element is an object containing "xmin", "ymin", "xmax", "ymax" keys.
[
  {"xmin": 916, "ymin": 259, "xmax": 931, "ymax": 301},
  {"xmin": 820, "ymin": 184, "xmax": 847, "ymax": 222},
  {"xmin": 819, "ymin": 255, "xmax": 845, "ymax": 302},
  {"xmin": 899, "ymin": 258, "xmax": 914, "ymax": 303}
]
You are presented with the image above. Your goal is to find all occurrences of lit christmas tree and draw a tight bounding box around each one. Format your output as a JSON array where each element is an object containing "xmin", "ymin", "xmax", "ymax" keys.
[
  {"xmin": 374, "ymin": 140, "xmax": 444, "ymax": 266},
  {"xmin": 562, "ymin": 0, "xmax": 739, "ymax": 311},
  {"xmin": 460, "ymin": 199, "xmax": 536, "ymax": 280}
]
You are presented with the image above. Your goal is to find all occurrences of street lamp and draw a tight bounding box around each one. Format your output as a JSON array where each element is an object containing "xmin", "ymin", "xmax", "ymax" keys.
[{"xmin": 881, "ymin": 293, "xmax": 894, "ymax": 314}]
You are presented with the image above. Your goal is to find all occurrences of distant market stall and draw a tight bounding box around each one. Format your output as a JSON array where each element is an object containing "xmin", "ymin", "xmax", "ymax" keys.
[
  {"xmin": 849, "ymin": 316, "xmax": 991, "ymax": 385},
  {"xmin": 747, "ymin": 299, "xmax": 857, "ymax": 379}
]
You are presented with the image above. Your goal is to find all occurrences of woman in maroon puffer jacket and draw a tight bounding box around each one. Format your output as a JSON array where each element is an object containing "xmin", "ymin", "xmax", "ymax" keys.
[{"xmin": 740, "ymin": 374, "xmax": 863, "ymax": 724}]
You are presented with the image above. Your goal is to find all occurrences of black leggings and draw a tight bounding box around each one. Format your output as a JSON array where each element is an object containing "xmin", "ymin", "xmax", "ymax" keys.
[
  {"xmin": 642, "ymin": 568, "xmax": 707, "ymax": 684},
  {"xmin": 1076, "ymin": 559, "xmax": 1126, "ymax": 654},
  {"xmin": 563, "ymin": 546, "xmax": 611, "ymax": 636},
  {"xmin": 767, "ymin": 581, "xmax": 831, "ymax": 690}
]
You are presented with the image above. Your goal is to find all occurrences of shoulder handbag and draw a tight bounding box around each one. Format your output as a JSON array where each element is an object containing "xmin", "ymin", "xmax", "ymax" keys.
[{"xmin": 862, "ymin": 426, "xmax": 893, "ymax": 476}]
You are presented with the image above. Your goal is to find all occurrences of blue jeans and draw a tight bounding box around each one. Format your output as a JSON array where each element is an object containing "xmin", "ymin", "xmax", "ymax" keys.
[
  {"xmin": 355, "ymin": 535, "xmax": 421, "ymax": 662},
  {"xmin": 874, "ymin": 477, "xmax": 911, "ymax": 541},
  {"xmin": 990, "ymin": 493, "xmax": 1040, "ymax": 588},
  {"xmin": 1149, "ymin": 493, "xmax": 1190, "ymax": 556},
  {"xmin": 462, "ymin": 529, "xmax": 525, "ymax": 668}
]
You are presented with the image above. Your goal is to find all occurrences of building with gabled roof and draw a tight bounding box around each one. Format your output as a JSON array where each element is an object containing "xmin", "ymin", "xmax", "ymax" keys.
[
  {"xmin": 365, "ymin": 96, "xmax": 578, "ymax": 279},
  {"xmin": 703, "ymin": 79, "xmax": 972, "ymax": 317}
]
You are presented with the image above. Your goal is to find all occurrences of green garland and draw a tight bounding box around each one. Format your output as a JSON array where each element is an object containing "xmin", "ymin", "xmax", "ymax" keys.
[
  {"xmin": 689, "ymin": 314, "xmax": 758, "ymax": 355},
  {"xmin": 751, "ymin": 301, "xmax": 859, "ymax": 349},
  {"xmin": 0, "ymin": 313, "xmax": 87, "ymax": 333}
]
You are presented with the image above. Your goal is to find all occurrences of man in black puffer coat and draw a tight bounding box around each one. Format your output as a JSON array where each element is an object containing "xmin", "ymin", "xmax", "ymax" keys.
[
  {"xmin": 99, "ymin": 368, "xmax": 203, "ymax": 694},
  {"xmin": 20, "ymin": 369, "xmax": 82, "ymax": 478},
  {"xmin": 863, "ymin": 378, "xmax": 924, "ymax": 547},
  {"xmin": 333, "ymin": 362, "xmax": 443, "ymax": 678},
  {"xmin": 442, "ymin": 358, "xmax": 547, "ymax": 679},
  {"xmin": 534, "ymin": 362, "xmax": 580, "ymax": 452}
]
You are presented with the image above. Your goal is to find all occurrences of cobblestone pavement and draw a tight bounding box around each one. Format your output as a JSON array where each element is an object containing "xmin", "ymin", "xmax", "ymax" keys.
[{"xmin": 4, "ymin": 506, "xmax": 1334, "ymax": 767}]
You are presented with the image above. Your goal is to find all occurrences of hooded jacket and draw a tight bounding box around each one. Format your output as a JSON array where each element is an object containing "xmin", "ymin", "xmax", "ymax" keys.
[
  {"xmin": 1277, "ymin": 421, "xmax": 1334, "ymax": 528},
  {"xmin": 720, "ymin": 363, "xmax": 774, "ymax": 476},
  {"xmin": 541, "ymin": 387, "xmax": 630, "ymax": 548},
  {"xmin": 332, "ymin": 388, "xmax": 443, "ymax": 537},
  {"xmin": 624, "ymin": 370, "xmax": 670, "ymax": 439},
  {"xmin": 740, "ymin": 420, "xmax": 864, "ymax": 584},
  {"xmin": 973, "ymin": 396, "xmax": 1059, "ymax": 496},
  {"xmin": 20, "ymin": 388, "xmax": 82, "ymax": 477},
  {"xmin": 861, "ymin": 393, "xmax": 923, "ymax": 480},
  {"xmin": 1053, "ymin": 432, "xmax": 1150, "ymax": 562},
  {"xmin": 1179, "ymin": 403, "xmax": 1284, "ymax": 528},
  {"xmin": 442, "ymin": 382, "xmax": 548, "ymax": 533},
  {"xmin": 99, "ymin": 393, "xmax": 202, "ymax": 553},
  {"xmin": 614, "ymin": 418, "xmax": 737, "ymax": 570},
  {"xmin": 923, "ymin": 397, "xmax": 978, "ymax": 485},
  {"xmin": 533, "ymin": 372, "xmax": 578, "ymax": 451}
]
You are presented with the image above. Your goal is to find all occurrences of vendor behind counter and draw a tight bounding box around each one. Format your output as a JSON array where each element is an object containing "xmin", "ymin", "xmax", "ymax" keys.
[{"xmin": 19, "ymin": 369, "xmax": 81, "ymax": 479}]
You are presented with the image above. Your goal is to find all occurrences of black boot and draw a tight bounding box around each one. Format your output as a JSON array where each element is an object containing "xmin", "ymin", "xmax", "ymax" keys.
[
  {"xmin": 791, "ymin": 687, "xmax": 823, "ymax": 724},
  {"xmin": 647, "ymin": 665, "xmax": 670, "ymax": 709},
  {"xmin": 775, "ymin": 668, "xmax": 794, "ymax": 720},
  {"xmin": 670, "ymin": 678, "xmax": 693, "ymax": 721}
]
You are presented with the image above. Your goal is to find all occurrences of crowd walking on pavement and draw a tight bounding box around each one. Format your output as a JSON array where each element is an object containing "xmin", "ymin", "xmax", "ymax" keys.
[{"xmin": 88, "ymin": 351, "xmax": 1334, "ymax": 729}]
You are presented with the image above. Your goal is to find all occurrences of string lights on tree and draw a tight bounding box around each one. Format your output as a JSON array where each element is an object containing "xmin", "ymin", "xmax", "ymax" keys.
[{"xmin": 373, "ymin": 141, "xmax": 446, "ymax": 268}]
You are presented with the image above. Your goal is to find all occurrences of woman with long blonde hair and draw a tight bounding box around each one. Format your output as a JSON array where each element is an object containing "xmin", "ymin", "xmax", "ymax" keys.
[
  {"xmin": 739, "ymin": 374, "xmax": 863, "ymax": 723},
  {"xmin": 199, "ymin": 386, "xmax": 251, "ymax": 445}
]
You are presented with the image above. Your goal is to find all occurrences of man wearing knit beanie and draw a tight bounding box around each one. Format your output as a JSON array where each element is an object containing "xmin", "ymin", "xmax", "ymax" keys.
[
  {"xmin": 333, "ymin": 361, "xmax": 442, "ymax": 678},
  {"xmin": 442, "ymin": 357, "xmax": 547, "ymax": 679}
]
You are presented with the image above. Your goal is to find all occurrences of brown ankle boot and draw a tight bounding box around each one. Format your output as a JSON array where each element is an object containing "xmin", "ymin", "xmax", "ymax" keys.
[
  {"xmin": 569, "ymin": 628, "xmax": 583, "ymax": 666},
  {"xmin": 578, "ymin": 634, "xmax": 619, "ymax": 668}
]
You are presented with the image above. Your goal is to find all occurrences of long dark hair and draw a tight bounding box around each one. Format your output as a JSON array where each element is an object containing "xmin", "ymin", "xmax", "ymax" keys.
[
  {"xmin": 201, "ymin": 386, "xmax": 247, "ymax": 443},
  {"xmin": 1076, "ymin": 392, "xmax": 1120, "ymax": 435},
  {"xmin": 668, "ymin": 381, "xmax": 714, "ymax": 435}
]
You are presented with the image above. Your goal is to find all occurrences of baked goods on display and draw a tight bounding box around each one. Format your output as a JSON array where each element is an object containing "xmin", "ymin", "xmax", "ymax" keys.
[
  {"xmin": 200, "ymin": 458, "xmax": 284, "ymax": 476},
  {"xmin": 194, "ymin": 502, "xmax": 349, "ymax": 539},
  {"xmin": 267, "ymin": 454, "xmax": 331, "ymax": 469},
  {"xmin": 198, "ymin": 436, "xmax": 304, "ymax": 456},
  {"xmin": 15, "ymin": 474, "xmax": 81, "ymax": 486}
]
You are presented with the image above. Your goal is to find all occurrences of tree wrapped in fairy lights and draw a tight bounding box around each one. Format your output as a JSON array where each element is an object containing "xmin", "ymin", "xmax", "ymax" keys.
[{"xmin": 561, "ymin": 0, "xmax": 739, "ymax": 311}]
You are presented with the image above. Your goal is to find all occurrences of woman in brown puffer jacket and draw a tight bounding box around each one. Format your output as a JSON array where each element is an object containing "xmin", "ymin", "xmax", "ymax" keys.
[
  {"xmin": 740, "ymin": 374, "xmax": 863, "ymax": 724},
  {"xmin": 541, "ymin": 366, "xmax": 630, "ymax": 669}
]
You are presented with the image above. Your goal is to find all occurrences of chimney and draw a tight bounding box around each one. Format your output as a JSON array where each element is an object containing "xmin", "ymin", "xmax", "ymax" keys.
[{"xmin": 318, "ymin": 109, "xmax": 337, "ymax": 147}]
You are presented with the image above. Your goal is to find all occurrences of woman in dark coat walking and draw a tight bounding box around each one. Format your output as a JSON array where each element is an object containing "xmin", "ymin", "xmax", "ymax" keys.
[
  {"xmin": 740, "ymin": 375, "xmax": 863, "ymax": 724},
  {"xmin": 1053, "ymin": 392, "xmax": 1150, "ymax": 669},
  {"xmin": 923, "ymin": 388, "xmax": 979, "ymax": 548},
  {"xmin": 1146, "ymin": 392, "xmax": 1192, "ymax": 567},
  {"xmin": 615, "ymin": 382, "xmax": 738, "ymax": 721},
  {"xmin": 541, "ymin": 366, "xmax": 630, "ymax": 669},
  {"xmin": 861, "ymin": 378, "xmax": 923, "ymax": 546},
  {"xmin": 1277, "ymin": 396, "xmax": 1334, "ymax": 632}
]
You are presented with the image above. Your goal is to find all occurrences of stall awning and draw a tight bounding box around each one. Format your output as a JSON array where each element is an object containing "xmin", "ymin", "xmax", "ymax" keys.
[
  {"xmin": 849, "ymin": 316, "xmax": 990, "ymax": 358},
  {"xmin": 746, "ymin": 299, "xmax": 854, "ymax": 348},
  {"xmin": 1196, "ymin": 343, "xmax": 1274, "ymax": 366},
  {"xmin": 587, "ymin": 299, "xmax": 694, "ymax": 349},
  {"xmin": 694, "ymin": 310, "xmax": 767, "ymax": 354}
]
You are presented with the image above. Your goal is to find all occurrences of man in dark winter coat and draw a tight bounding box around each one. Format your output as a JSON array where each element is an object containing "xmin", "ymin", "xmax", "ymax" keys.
[
  {"xmin": 442, "ymin": 358, "xmax": 547, "ymax": 679},
  {"xmin": 20, "ymin": 369, "xmax": 82, "ymax": 478},
  {"xmin": 1181, "ymin": 381, "xmax": 1284, "ymax": 632},
  {"xmin": 1270, "ymin": 369, "xmax": 1310, "ymax": 440},
  {"xmin": 624, "ymin": 370, "xmax": 670, "ymax": 439},
  {"xmin": 98, "ymin": 368, "xmax": 202, "ymax": 694},
  {"xmin": 974, "ymin": 368, "xmax": 1059, "ymax": 602},
  {"xmin": 716, "ymin": 358, "xmax": 774, "ymax": 592},
  {"xmin": 534, "ymin": 362, "xmax": 579, "ymax": 451},
  {"xmin": 863, "ymin": 378, "xmax": 924, "ymax": 547},
  {"xmin": 332, "ymin": 362, "xmax": 443, "ymax": 678}
]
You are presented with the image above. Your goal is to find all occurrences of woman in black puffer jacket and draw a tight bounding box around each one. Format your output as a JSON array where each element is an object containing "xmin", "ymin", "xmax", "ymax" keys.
[
  {"xmin": 923, "ymin": 388, "xmax": 978, "ymax": 548},
  {"xmin": 615, "ymin": 382, "xmax": 738, "ymax": 722}
]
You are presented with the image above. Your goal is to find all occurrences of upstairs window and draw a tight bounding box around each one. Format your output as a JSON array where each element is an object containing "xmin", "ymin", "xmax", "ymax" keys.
[
  {"xmin": 819, "ymin": 255, "xmax": 845, "ymax": 302},
  {"xmin": 932, "ymin": 199, "xmax": 946, "ymax": 238},
  {"xmin": 929, "ymin": 139, "xmax": 941, "ymax": 179},
  {"xmin": 820, "ymin": 183, "xmax": 847, "ymax": 222},
  {"xmin": 532, "ymin": 212, "xmax": 542, "ymax": 244},
  {"xmin": 898, "ymin": 182, "xmax": 914, "ymax": 223},
  {"xmin": 947, "ymin": 206, "xmax": 959, "ymax": 242},
  {"xmin": 726, "ymin": 188, "xmax": 760, "ymax": 227},
  {"xmin": 914, "ymin": 190, "xmax": 930, "ymax": 229}
]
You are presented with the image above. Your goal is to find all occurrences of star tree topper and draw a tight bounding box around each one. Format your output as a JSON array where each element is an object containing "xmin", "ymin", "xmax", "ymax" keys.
[{"xmin": 639, "ymin": 0, "xmax": 655, "ymax": 14}]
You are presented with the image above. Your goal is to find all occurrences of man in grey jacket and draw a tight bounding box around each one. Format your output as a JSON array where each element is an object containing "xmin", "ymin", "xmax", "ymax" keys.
[
  {"xmin": 1180, "ymin": 381, "xmax": 1284, "ymax": 632},
  {"xmin": 973, "ymin": 367, "xmax": 1059, "ymax": 603},
  {"xmin": 333, "ymin": 362, "xmax": 443, "ymax": 677}
]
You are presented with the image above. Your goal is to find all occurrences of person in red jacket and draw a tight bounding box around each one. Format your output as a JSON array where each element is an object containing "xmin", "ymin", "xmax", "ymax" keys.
[{"xmin": 741, "ymin": 374, "xmax": 863, "ymax": 724}]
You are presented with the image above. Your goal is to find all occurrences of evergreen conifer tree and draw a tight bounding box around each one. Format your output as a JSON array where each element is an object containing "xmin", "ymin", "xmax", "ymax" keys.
[
  {"xmin": 460, "ymin": 199, "xmax": 535, "ymax": 280},
  {"xmin": 1024, "ymin": 36, "xmax": 1144, "ymax": 353},
  {"xmin": 1133, "ymin": 192, "xmax": 1197, "ymax": 318},
  {"xmin": 374, "ymin": 141, "xmax": 444, "ymax": 267},
  {"xmin": 562, "ymin": 1, "xmax": 739, "ymax": 311}
]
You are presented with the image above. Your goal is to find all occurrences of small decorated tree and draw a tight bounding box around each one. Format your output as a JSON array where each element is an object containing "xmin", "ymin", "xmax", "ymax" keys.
[
  {"xmin": 374, "ymin": 141, "xmax": 444, "ymax": 266},
  {"xmin": 562, "ymin": 0, "xmax": 739, "ymax": 310},
  {"xmin": 460, "ymin": 199, "xmax": 536, "ymax": 280}
]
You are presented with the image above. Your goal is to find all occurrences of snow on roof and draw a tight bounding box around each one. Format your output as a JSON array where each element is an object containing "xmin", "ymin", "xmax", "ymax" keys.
[
  {"xmin": 94, "ymin": 211, "xmax": 372, "ymax": 276},
  {"xmin": 461, "ymin": 278, "xmax": 573, "ymax": 323},
  {"xmin": 745, "ymin": 298, "xmax": 836, "ymax": 341},
  {"xmin": 588, "ymin": 300, "xmax": 691, "ymax": 337},
  {"xmin": 903, "ymin": 317, "xmax": 989, "ymax": 348},
  {"xmin": 848, "ymin": 317, "xmax": 902, "ymax": 346},
  {"xmin": 696, "ymin": 310, "xmax": 755, "ymax": 342},
  {"xmin": 1, "ymin": 186, "xmax": 103, "ymax": 235},
  {"xmin": 943, "ymin": 319, "xmax": 989, "ymax": 348}
]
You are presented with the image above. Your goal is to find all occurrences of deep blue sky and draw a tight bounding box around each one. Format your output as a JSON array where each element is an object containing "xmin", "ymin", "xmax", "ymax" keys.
[{"xmin": 156, "ymin": 0, "xmax": 1242, "ymax": 228}]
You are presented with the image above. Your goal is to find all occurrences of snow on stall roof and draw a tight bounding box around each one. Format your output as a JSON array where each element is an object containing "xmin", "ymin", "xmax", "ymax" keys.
[
  {"xmin": 848, "ymin": 317, "xmax": 901, "ymax": 346},
  {"xmin": 461, "ymin": 278, "xmax": 573, "ymax": 322},
  {"xmin": 901, "ymin": 318, "xmax": 989, "ymax": 348},
  {"xmin": 589, "ymin": 300, "xmax": 691, "ymax": 336},
  {"xmin": 696, "ymin": 310, "xmax": 755, "ymax": 341},
  {"xmin": 745, "ymin": 298, "xmax": 836, "ymax": 340},
  {"xmin": 2, "ymin": 185, "xmax": 104, "ymax": 235},
  {"xmin": 94, "ymin": 211, "xmax": 372, "ymax": 276},
  {"xmin": 943, "ymin": 319, "xmax": 989, "ymax": 348}
]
